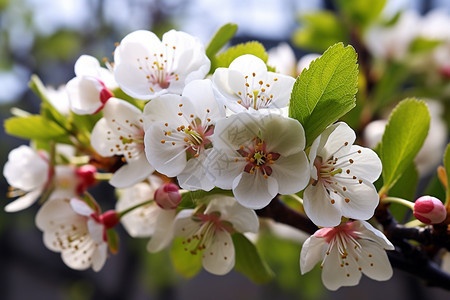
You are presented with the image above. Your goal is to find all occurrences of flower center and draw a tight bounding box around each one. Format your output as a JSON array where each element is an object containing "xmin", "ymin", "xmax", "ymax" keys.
[
  {"xmin": 181, "ymin": 212, "xmax": 233, "ymax": 255},
  {"xmin": 236, "ymin": 72, "xmax": 278, "ymax": 110},
  {"xmin": 108, "ymin": 118, "xmax": 145, "ymax": 162},
  {"xmin": 136, "ymin": 44, "xmax": 179, "ymax": 92},
  {"xmin": 237, "ymin": 137, "xmax": 280, "ymax": 178},
  {"xmin": 160, "ymin": 106, "xmax": 214, "ymax": 159}
]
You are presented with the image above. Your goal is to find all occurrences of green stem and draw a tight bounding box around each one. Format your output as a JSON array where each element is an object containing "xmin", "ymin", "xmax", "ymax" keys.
[
  {"xmin": 95, "ymin": 172, "xmax": 114, "ymax": 181},
  {"xmin": 118, "ymin": 200, "xmax": 153, "ymax": 218},
  {"xmin": 383, "ymin": 196, "xmax": 415, "ymax": 210},
  {"xmin": 279, "ymin": 194, "xmax": 305, "ymax": 214}
]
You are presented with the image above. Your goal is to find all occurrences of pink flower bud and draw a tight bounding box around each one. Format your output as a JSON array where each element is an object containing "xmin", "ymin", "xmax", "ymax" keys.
[
  {"xmin": 100, "ymin": 210, "xmax": 120, "ymax": 229},
  {"xmin": 154, "ymin": 183, "xmax": 181, "ymax": 210},
  {"xmin": 76, "ymin": 165, "xmax": 97, "ymax": 194},
  {"xmin": 413, "ymin": 196, "xmax": 447, "ymax": 224}
]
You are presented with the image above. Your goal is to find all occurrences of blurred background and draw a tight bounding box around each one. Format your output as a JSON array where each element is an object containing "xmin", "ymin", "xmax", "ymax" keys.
[{"xmin": 1, "ymin": 0, "xmax": 450, "ymax": 299}]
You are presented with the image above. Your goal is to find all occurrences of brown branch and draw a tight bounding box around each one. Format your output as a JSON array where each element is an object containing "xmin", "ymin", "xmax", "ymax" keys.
[
  {"xmin": 255, "ymin": 197, "xmax": 317, "ymax": 235},
  {"xmin": 375, "ymin": 203, "xmax": 450, "ymax": 290}
]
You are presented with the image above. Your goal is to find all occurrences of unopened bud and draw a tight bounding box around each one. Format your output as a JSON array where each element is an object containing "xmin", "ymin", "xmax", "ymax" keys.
[
  {"xmin": 76, "ymin": 164, "xmax": 97, "ymax": 194},
  {"xmin": 413, "ymin": 196, "xmax": 447, "ymax": 224},
  {"xmin": 154, "ymin": 183, "xmax": 181, "ymax": 210},
  {"xmin": 100, "ymin": 210, "xmax": 120, "ymax": 229}
]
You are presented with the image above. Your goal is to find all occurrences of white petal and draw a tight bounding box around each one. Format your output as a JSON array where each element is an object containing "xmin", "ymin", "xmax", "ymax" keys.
[
  {"xmin": 345, "ymin": 145, "xmax": 382, "ymax": 182},
  {"xmin": 318, "ymin": 122, "xmax": 356, "ymax": 160},
  {"xmin": 321, "ymin": 246, "xmax": 361, "ymax": 290},
  {"xmin": 300, "ymin": 235, "xmax": 326, "ymax": 274},
  {"xmin": 270, "ymin": 151, "xmax": 310, "ymax": 194},
  {"xmin": 173, "ymin": 209, "xmax": 198, "ymax": 237},
  {"xmin": 66, "ymin": 76, "xmax": 104, "ymax": 115},
  {"xmin": 358, "ymin": 239, "xmax": 393, "ymax": 281},
  {"xmin": 3, "ymin": 145, "xmax": 48, "ymax": 191},
  {"xmin": 202, "ymin": 230, "xmax": 235, "ymax": 275},
  {"xmin": 203, "ymin": 148, "xmax": 246, "ymax": 189},
  {"xmin": 5, "ymin": 188, "xmax": 42, "ymax": 212},
  {"xmin": 70, "ymin": 198, "xmax": 94, "ymax": 216},
  {"xmin": 229, "ymin": 54, "xmax": 268, "ymax": 76},
  {"xmin": 224, "ymin": 200, "xmax": 259, "ymax": 233},
  {"xmin": 178, "ymin": 153, "xmax": 214, "ymax": 191},
  {"xmin": 92, "ymin": 243, "xmax": 108, "ymax": 272},
  {"xmin": 87, "ymin": 218, "xmax": 104, "ymax": 244},
  {"xmin": 262, "ymin": 115, "xmax": 305, "ymax": 156},
  {"xmin": 145, "ymin": 123, "xmax": 187, "ymax": 177},
  {"xmin": 109, "ymin": 154, "xmax": 154, "ymax": 188},
  {"xmin": 147, "ymin": 209, "xmax": 177, "ymax": 253},
  {"xmin": 232, "ymin": 172, "xmax": 278, "ymax": 209},
  {"xmin": 74, "ymin": 55, "xmax": 101, "ymax": 77},
  {"xmin": 264, "ymin": 72, "xmax": 295, "ymax": 109},
  {"xmin": 338, "ymin": 180, "xmax": 379, "ymax": 221},
  {"xmin": 357, "ymin": 221, "xmax": 394, "ymax": 250},
  {"xmin": 303, "ymin": 184, "xmax": 342, "ymax": 227}
]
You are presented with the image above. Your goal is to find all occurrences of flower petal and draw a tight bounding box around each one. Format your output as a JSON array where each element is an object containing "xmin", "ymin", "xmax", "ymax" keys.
[
  {"xmin": 70, "ymin": 198, "xmax": 94, "ymax": 216},
  {"xmin": 270, "ymin": 151, "xmax": 310, "ymax": 194},
  {"xmin": 321, "ymin": 245, "xmax": 361, "ymax": 291},
  {"xmin": 358, "ymin": 239, "xmax": 393, "ymax": 281},
  {"xmin": 109, "ymin": 154, "xmax": 154, "ymax": 188},
  {"xmin": 262, "ymin": 115, "xmax": 305, "ymax": 156},
  {"xmin": 177, "ymin": 152, "xmax": 214, "ymax": 191},
  {"xmin": 344, "ymin": 145, "xmax": 382, "ymax": 182},
  {"xmin": 5, "ymin": 188, "xmax": 42, "ymax": 212},
  {"xmin": 232, "ymin": 172, "xmax": 278, "ymax": 209},
  {"xmin": 338, "ymin": 181, "xmax": 379, "ymax": 221},
  {"xmin": 202, "ymin": 230, "xmax": 235, "ymax": 275},
  {"xmin": 303, "ymin": 184, "xmax": 342, "ymax": 227},
  {"xmin": 300, "ymin": 235, "xmax": 326, "ymax": 274},
  {"xmin": 147, "ymin": 209, "xmax": 177, "ymax": 253},
  {"xmin": 318, "ymin": 122, "xmax": 356, "ymax": 160}
]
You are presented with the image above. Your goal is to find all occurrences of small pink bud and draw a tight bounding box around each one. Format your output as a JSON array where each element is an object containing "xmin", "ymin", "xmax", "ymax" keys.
[
  {"xmin": 76, "ymin": 164, "xmax": 97, "ymax": 194},
  {"xmin": 154, "ymin": 183, "xmax": 181, "ymax": 210},
  {"xmin": 100, "ymin": 210, "xmax": 120, "ymax": 229},
  {"xmin": 413, "ymin": 196, "xmax": 447, "ymax": 224}
]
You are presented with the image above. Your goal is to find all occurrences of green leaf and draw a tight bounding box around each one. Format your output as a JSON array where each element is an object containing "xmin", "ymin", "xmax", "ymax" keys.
[
  {"xmin": 409, "ymin": 37, "xmax": 442, "ymax": 54},
  {"xmin": 213, "ymin": 41, "xmax": 269, "ymax": 70},
  {"xmin": 292, "ymin": 11, "xmax": 348, "ymax": 52},
  {"xmin": 232, "ymin": 233, "xmax": 274, "ymax": 284},
  {"xmin": 169, "ymin": 237, "xmax": 202, "ymax": 278},
  {"xmin": 4, "ymin": 115, "xmax": 70, "ymax": 142},
  {"xmin": 380, "ymin": 99, "xmax": 430, "ymax": 192},
  {"xmin": 206, "ymin": 23, "xmax": 238, "ymax": 61},
  {"xmin": 444, "ymin": 143, "xmax": 450, "ymax": 202},
  {"xmin": 289, "ymin": 43, "xmax": 358, "ymax": 147},
  {"xmin": 106, "ymin": 229, "xmax": 120, "ymax": 254},
  {"xmin": 336, "ymin": 0, "xmax": 387, "ymax": 28}
]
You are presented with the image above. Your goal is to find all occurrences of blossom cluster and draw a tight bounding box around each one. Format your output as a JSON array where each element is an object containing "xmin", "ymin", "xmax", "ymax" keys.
[{"xmin": 3, "ymin": 29, "xmax": 396, "ymax": 290}]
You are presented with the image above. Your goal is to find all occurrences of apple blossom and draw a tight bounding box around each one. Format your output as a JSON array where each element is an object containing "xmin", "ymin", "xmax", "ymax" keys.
[
  {"xmin": 91, "ymin": 97, "xmax": 154, "ymax": 188},
  {"xmin": 35, "ymin": 197, "xmax": 114, "ymax": 272},
  {"xmin": 66, "ymin": 55, "xmax": 116, "ymax": 115},
  {"xmin": 116, "ymin": 176, "xmax": 177, "ymax": 253},
  {"xmin": 3, "ymin": 145, "xmax": 50, "ymax": 212},
  {"xmin": 205, "ymin": 113, "xmax": 310, "ymax": 209},
  {"xmin": 143, "ymin": 79, "xmax": 224, "ymax": 191},
  {"xmin": 113, "ymin": 30, "xmax": 210, "ymax": 100},
  {"xmin": 300, "ymin": 220, "xmax": 394, "ymax": 290},
  {"xmin": 304, "ymin": 122, "xmax": 382, "ymax": 228},
  {"xmin": 174, "ymin": 196, "xmax": 259, "ymax": 275},
  {"xmin": 212, "ymin": 54, "xmax": 295, "ymax": 113},
  {"xmin": 267, "ymin": 42, "xmax": 297, "ymax": 77}
]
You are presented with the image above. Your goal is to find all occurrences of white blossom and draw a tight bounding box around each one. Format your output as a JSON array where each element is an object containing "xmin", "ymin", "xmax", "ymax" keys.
[
  {"xmin": 174, "ymin": 196, "xmax": 259, "ymax": 275},
  {"xmin": 35, "ymin": 197, "xmax": 108, "ymax": 272},
  {"xmin": 212, "ymin": 54, "xmax": 295, "ymax": 114},
  {"xmin": 300, "ymin": 220, "xmax": 394, "ymax": 290},
  {"xmin": 143, "ymin": 79, "xmax": 224, "ymax": 191},
  {"xmin": 116, "ymin": 176, "xmax": 176, "ymax": 253},
  {"xmin": 205, "ymin": 113, "xmax": 310, "ymax": 209},
  {"xmin": 114, "ymin": 30, "xmax": 210, "ymax": 100},
  {"xmin": 91, "ymin": 97, "xmax": 154, "ymax": 188},
  {"xmin": 66, "ymin": 55, "xmax": 116, "ymax": 115},
  {"xmin": 304, "ymin": 122, "xmax": 382, "ymax": 228}
]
